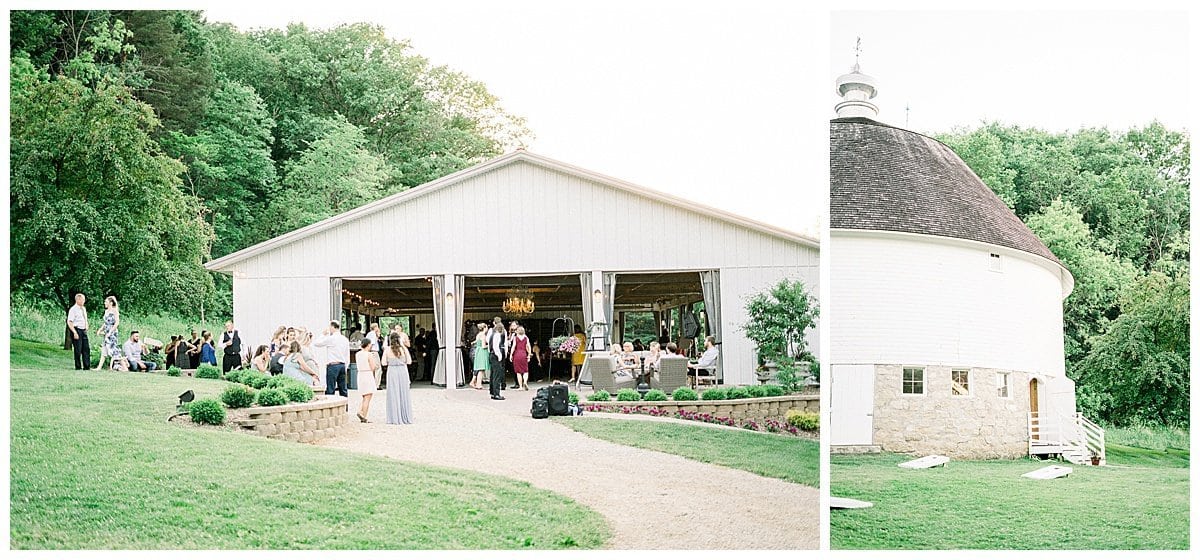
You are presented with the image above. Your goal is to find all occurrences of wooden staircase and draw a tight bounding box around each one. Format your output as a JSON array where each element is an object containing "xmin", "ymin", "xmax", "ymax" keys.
[{"xmin": 1028, "ymin": 411, "xmax": 1105, "ymax": 466}]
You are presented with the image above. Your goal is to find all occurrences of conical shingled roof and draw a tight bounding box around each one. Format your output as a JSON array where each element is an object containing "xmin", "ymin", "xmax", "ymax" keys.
[{"xmin": 830, "ymin": 117, "xmax": 1063, "ymax": 267}]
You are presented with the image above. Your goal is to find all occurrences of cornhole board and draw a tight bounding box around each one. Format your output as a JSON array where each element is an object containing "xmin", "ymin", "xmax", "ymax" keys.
[
  {"xmin": 830, "ymin": 497, "xmax": 874, "ymax": 509},
  {"xmin": 898, "ymin": 455, "xmax": 950, "ymax": 469},
  {"xmin": 1022, "ymin": 465, "xmax": 1072, "ymax": 480}
]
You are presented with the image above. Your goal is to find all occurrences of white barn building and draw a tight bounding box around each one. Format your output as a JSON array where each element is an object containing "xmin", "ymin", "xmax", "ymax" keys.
[
  {"xmin": 206, "ymin": 150, "xmax": 819, "ymax": 388},
  {"xmin": 828, "ymin": 65, "xmax": 1104, "ymax": 462}
]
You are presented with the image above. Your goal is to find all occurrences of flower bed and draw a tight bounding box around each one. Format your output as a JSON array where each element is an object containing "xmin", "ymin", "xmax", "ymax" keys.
[{"xmin": 580, "ymin": 403, "xmax": 814, "ymax": 437}]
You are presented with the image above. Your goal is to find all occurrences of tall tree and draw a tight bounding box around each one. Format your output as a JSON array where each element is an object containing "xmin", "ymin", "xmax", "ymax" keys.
[{"xmin": 115, "ymin": 10, "xmax": 215, "ymax": 134}]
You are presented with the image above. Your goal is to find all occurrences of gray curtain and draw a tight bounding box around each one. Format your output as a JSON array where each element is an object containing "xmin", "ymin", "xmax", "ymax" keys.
[
  {"xmin": 329, "ymin": 278, "xmax": 342, "ymax": 323},
  {"xmin": 602, "ymin": 272, "xmax": 616, "ymax": 347},
  {"xmin": 580, "ymin": 273, "xmax": 595, "ymax": 350},
  {"xmin": 431, "ymin": 276, "xmax": 447, "ymax": 386},
  {"xmin": 699, "ymin": 270, "xmax": 723, "ymax": 380},
  {"xmin": 453, "ymin": 275, "xmax": 465, "ymax": 386}
]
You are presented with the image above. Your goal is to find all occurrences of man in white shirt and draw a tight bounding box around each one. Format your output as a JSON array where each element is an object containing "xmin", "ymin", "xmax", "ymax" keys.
[
  {"xmin": 66, "ymin": 293, "xmax": 90, "ymax": 370},
  {"xmin": 488, "ymin": 317, "xmax": 507, "ymax": 400},
  {"xmin": 314, "ymin": 321, "xmax": 350, "ymax": 397},
  {"xmin": 365, "ymin": 323, "xmax": 381, "ymax": 353},
  {"xmin": 688, "ymin": 336, "xmax": 720, "ymax": 387},
  {"xmin": 123, "ymin": 331, "xmax": 157, "ymax": 372}
]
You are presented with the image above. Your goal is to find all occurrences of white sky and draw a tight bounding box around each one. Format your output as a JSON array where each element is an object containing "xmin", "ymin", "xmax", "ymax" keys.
[
  {"xmin": 831, "ymin": 10, "xmax": 1191, "ymax": 134},
  {"xmin": 199, "ymin": 1, "xmax": 829, "ymax": 237}
]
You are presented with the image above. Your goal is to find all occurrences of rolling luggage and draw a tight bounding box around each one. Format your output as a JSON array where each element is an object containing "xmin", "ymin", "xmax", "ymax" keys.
[
  {"xmin": 531, "ymin": 394, "xmax": 549, "ymax": 419},
  {"xmin": 547, "ymin": 384, "xmax": 570, "ymax": 416}
]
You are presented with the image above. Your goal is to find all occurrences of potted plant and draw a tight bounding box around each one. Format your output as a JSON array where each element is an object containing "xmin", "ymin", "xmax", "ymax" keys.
[{"xmin": 741, "ymin": 279, "xmax": 819, "ymax": 393}]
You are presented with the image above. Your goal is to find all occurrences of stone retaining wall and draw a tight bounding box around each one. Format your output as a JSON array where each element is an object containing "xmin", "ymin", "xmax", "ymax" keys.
[
  {"xmin": 585, "ymin": 394, "xmax": 818, "ymax": 423},
  {"xmin": 230, "ymin": 396, "xmax": 350, "ymax": 443}
]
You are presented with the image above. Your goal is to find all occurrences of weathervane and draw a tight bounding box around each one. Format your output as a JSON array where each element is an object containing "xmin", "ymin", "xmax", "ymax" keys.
[{"xmin": 854, "ymin": 37, "xmax": 862, "ymax": 67}]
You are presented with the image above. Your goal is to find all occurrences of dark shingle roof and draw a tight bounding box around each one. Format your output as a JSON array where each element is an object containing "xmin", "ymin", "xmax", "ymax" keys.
[{"xmin": 830, "ymin": 117, "xmax": 1062, "ymax": 266}]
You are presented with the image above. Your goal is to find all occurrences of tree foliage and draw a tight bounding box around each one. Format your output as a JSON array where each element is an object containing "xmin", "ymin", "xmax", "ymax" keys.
[
  {"xmin": 10, "ymin": 10, "xmax": 530, "ymax": 319},
  {"xmin": 940, "ymin": 124, "xmax": 1189, "ymax": 426}
]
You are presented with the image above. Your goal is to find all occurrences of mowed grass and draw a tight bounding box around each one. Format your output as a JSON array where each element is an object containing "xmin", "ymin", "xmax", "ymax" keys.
[
  {"xmin": 831, "ymin": 449, "xmax": 1189, "ymax": 550},
  {"xmin": 554, "ymin": 417, "xmax": 819, "ymax": 487},
  {"xmin": 10, "ymin": 340, "xmax": 609, "ymax": 549}
]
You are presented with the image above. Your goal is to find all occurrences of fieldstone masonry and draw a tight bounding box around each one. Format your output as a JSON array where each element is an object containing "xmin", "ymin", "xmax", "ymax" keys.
[
  {"xmin": 873, "ymin": 365, "xmax": 1030, "ymax": 458},
  {"xmin": 231, "ymin": 396, "xmax": 350, "ymax": 443},
  {"xmin": 588, "ymin": 394, "xmax": 818, "ymax": 424}
]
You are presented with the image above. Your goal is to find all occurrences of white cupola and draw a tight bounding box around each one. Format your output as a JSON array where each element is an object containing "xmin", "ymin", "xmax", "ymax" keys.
[{"xmin": 834, "ymin": 40, "xmax": 879, "ymax": 119}]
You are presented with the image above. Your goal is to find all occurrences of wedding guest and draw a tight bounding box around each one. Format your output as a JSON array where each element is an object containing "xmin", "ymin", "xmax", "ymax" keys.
[
  {"xmin": 354, "ymin": 339, "xmax": 380, "ymax": 422},
  {"xmin": 186, "ymin": 329, "xmax": 202, "ymax": 367},
  {"xmin": 529, "ymin": 339, "xmax": 544, "ymax": 382},
  {"xmin": 487, "ymin": 317, "xmax": 507, "ymax": 400},
  {"xmin": 688, "ymin": 335, "xmax": 720, "ymax": 387},
  {"xmin": 66, "ymin": 293, "xmax": 91, "ymax": 370},
  {"xmin": 94, "ymin": 296, "xmax": 120, "ymax": 371},
  {"xmin": 199, "ymin": 331, "xmax": 218, "ymax": 366},
  {"xmin": 282, "ymin": 341, "xmax": 319, "ymax": 385},
  {"xmin": 174, "ymin": 334, "xmax": 193, "ymax": 369},
  {"xmin": 314, "ymin": 321, "xmax": 350, "ymax": 397},
  {"xmin": 510, "ymin": 326, "xmax": 532, "ymax": 391},
  {"xmin": 645, "ymin": 340, "xmax": 663, "ymax": 376},
  {"xmin": 165, "ymin": 336, "xmax": 180, "ymax": 369},
  {"xmin": 123, "ymin": 331, "xmax": 157, "ymax": 372},
  {"xmin": 384, "ymin": 332, "xmax": 414, "ymax": 424},
  {"xmin": 617, "ymin": 341, "xmax": 641, "ymax": 380},
  {"xmin": 219, "ymin": 321, "xmax": 242, "ymax": 373},
  {"xmin": 250, "ymin": 345, "xmax": 271, "ymax": 373},
  {"xmin": 569, "ymin": 324, "xmax": 587, "ymax": 384},
  {"xmin": 471, "ymin": 324, "xmax": 489, "ymax": 390}
]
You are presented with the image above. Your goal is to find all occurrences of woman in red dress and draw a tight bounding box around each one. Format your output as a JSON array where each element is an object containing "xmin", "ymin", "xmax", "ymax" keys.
[{"xmin": 510, "ymin": 326, "xmax": 532, "ymax": 391}]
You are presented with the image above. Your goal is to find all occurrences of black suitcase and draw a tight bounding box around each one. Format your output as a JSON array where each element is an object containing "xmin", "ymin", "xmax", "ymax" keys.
[
  {"xmin": 531, "ymin": 396, "xmax": 549, "ymax": 419},
  {"xmin": 547, "ymin": 384, "xmax": 570, "ymax": 416}
]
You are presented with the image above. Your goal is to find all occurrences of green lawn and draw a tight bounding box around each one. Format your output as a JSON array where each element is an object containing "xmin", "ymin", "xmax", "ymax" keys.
[
  {"xmin": 831, "ymin": 448, "xmax": 1190, "ymax": 550},
  {"xmin": 553, "ymin": 416, "xmax": 819, "ymax": 487},
  {"xmin": 10, "ymin": 340, "xmax": 609, "ymax": 549}
]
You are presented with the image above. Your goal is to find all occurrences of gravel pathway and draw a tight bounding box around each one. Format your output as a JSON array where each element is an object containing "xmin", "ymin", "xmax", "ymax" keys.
[{"xmin": 318, "ymin": 383, "xmax": 819, "ymax": 549}]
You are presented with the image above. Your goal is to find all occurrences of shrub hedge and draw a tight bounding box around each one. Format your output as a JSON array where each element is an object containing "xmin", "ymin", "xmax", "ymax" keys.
[
  {"xmin": 220, "ymin": 385, "xmax": 256, "ymax": 409},
  {"xmin": 568, "ymin": 392, "xmax": 579, "ymax": 405},
  {"xmin": 727, "ymin": 386, "xmax": 751, "ymax": 399},
  {"xmin": 282, "ymin": 382, "xmax": 314, "ymax": 403},
  {"xmin": 195, "ymin": 363, "xmax": 221, "ymax": 379},
  {"xmin": 615, "ymin": 388, "xmax": 641, "ymax": 401},
  {"xmin": 188, "ymin": 399, "xmax": 226, "ymax": 425},
  {"xmin": 241, "ymin": 371, "xmax": 269, "ymax": 389},
  {"xmin": 642, "ymin": 389, "xmax": 669, "ymax": 401},
  {"xmin": 700, "ymin": 388, "xmax": 728, "ymax": 401},
  {"xmin": 224, "ymin": 369, "xmax": 243, "ymax": 384},
  {"xmin": 166, "ymin": 366, "xmax": 182, "ymax": 377},
  {"xmin": 671, "ymin": 387, "xmax": 698, "ymax": 401},
  {"xmin": 588, "ymin": 390, "xmax": 611, "ymax": 402},
  {"xmin": 786, "ymin": 409, "xmax": 819, "ymax": 431},
  {"xmin": 745, "ymin": 385, "xmax": 767, "ymax": 398},
  {"xmin": 763, "ymin": 384, "xmax": 785, "ymax": 397},
  {"xmin": 256, "ymin": 388, "xmax": 288, "ymax": 407}
]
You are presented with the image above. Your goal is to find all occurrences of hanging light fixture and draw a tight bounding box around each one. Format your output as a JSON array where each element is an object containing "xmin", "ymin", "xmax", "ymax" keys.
[{"xmin": 502, "ymin": 284, "xmax": 535, "ymax": 317}]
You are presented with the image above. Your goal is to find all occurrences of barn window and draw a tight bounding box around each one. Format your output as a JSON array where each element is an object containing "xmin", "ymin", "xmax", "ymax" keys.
[
  {"xmin": 989, "ymin": 253, "xmax": 1003, "ymax": 272},
  {"xmin": 951, "ymin": 369, "xmax": 970, "ymax": 396},
  {"xmin": 902, "ymin": 367, "xmax": 924, "ymax": 394},
  {"xmin": 996, "ymin": 372, "xmax": 1011, "ymax": 398}
]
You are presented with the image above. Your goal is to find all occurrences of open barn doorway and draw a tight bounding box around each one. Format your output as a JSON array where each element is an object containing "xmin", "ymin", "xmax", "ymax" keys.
[
  {"xmin": 607, "ymin": 271, "xmax": 712, "ymax": 357},
  {"xmin": 338, "ymin": 277, "xmax": 438, "ymax": 386},
  {"xmin": 460, "ymin": 274, "xmax": 585, "ymax": 385}
]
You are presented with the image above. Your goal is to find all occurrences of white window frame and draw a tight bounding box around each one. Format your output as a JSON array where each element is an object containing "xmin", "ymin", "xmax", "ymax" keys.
[
  {"xmin": 950, "ymin": 369, "xmax": 971, "ymax": 396},
  {"xmin": 988, "ymin": 252, "xmax": 1003, "ymax": 272},
  {"xmin": 902, "ymin": 367, "xmax": 925, "ymax": 395},
  {"xmin": 996, "ymin": 372, "xmax": 1012, "ymax": 399}
]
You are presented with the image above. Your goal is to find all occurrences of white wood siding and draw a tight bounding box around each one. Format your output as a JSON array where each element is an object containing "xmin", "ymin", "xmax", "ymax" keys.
[
  {"xmin": 720, "ymin": 265, "xmax": 819, "ymax": 385},
  {"xmin": 829, "ymin": 231, "xmax": 1066, "ymax": 379},
  {"xmin": 232, "ymin": 276, "xmax": 331, "ymax": 357}
]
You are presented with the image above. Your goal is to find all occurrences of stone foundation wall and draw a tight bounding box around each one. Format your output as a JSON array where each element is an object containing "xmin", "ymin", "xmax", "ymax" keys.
[
  {"xmin": 873, "ymin": 365, "xmax": 1029, "ymax": 459},
  {"xmin": 230, "ymin": 396, "xmax": 350, "ymax": 443},
  {"xmin": 587, "ymin": 394, "xmax": 818, "ymax": 423}
]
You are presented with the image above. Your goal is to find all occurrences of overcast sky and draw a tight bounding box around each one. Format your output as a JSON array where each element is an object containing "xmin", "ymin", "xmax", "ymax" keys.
[
  {"xmin": 201, "ymin": 1, "xmax": 829, "ymax": 237},
  {"xmin": 831, "ymin": 10, "xmax": 1191, "ymax": 134}
]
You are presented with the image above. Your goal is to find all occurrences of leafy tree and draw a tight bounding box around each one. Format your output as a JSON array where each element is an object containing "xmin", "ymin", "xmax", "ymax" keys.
[{"xmin": 116, "ymin": 10, "xmax": 215, "ymax": 134}]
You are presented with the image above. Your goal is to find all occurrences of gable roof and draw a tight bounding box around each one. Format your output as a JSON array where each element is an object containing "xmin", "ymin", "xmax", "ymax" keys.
[
  {"xmin": 830, "ymin": 117, "xmax": 1063, "ymax": 268},
  {"xmin": 205, "ymin": 150, "xmax": 817, "ymax": 271}
]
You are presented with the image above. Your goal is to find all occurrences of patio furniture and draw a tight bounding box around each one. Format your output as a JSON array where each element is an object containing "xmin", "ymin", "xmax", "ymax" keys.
[
  {"xmin": 651, "ymin": 356, "xmax": 689, "ymax": 394},
  {"xmin": 589, "ymin": 356, "xmax": 636, "ymax": 394},
  {"xmin": 693, "ymin": 362, "xmax": 720, "ymax": 389}
]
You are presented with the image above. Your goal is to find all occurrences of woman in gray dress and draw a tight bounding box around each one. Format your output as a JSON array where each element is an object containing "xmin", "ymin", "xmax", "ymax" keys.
[{"xmin": 384, "ymin": 332, "xmax": 414, "ymax": 424}]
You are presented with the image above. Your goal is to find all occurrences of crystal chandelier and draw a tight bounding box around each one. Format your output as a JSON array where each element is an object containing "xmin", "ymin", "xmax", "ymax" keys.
[{"xmin": 502, "ymin": 285, "xmax": 535, "ymax": 317}]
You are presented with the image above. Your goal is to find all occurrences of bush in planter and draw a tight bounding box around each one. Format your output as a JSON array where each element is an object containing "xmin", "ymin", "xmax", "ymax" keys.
[
  {"xmin": 588, "ymin": 390, "xmax": 611, "ymax": 402},
  {"xmin": 568, "ymin": 392, "xmax": 579, "ymax": 405},
  {"xmin": 746, "ymin": 385, "xmax": 767, "ymax": 398},
  {"xmin": 166, "ymin": 366, "xmax": 183, "ymax": 377},
  {"xmin": 195, "ymin": 363, "xmax": 222, "ymax": 379},
  {"xmin": 241, "ymin": 371, "xmax": 269, "ymax": 389},
  {"xmin": 742, "ymin": 279, "xmax": 818, "ymax": 393},
  {"xmin": 220, "ymin": 384, "xmax": 256, "ymax": 409},
  {"xmin": 256, "ymin": 388, "xmax": 288, "ymax": 407},
  {"xmin": 282, "ymin": 382, "xmax": 314, "ymax": 403},
  {"xmin": 188, "ymin": 398, "xmax": 226, "ymax": 425},
  {"xmin": 266, "ymin": 375, "xmax": 297, "ymax": 389},
  {"xmin": 616, "ymin": 388, "xmax": 641, "ymax": 401},
  {"xmin": 671, "ymin": 387, "xmax": 699, "ymax": 401},
  {"xmin": 727, "ymin": 386, "xmax": 751, "ymax": 399},
  {"xmin": 787, "ymin": 409, "xmax": 819, "ymax": 431},
  {"xmin": 763, "ymin": 384, "xmax": 785, "ymax": 397},
  {"xmin": 701, "ymin": 387, "xmax": 728, "ymax": 400},
  {"xmin": 642, "ymin": 389, "xmax": 669, "ymax": 401},
  {"xmin": 224, "ymin": 369, "xmax": 243, "ymax": 384}
]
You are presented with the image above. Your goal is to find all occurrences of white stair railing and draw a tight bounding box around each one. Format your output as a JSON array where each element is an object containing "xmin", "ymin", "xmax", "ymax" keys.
[
  {"xmin": 1075, "ymin": 413, "xmax": 1106, "ymax": 466},
  {"xmin": 1027, "ymin": 411, "xmax": 1106, "ymax": 466}
]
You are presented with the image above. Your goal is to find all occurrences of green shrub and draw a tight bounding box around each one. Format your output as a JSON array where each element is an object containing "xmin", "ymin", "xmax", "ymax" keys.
[
  {"xmin": 220, "ymin": 385, "xmax": 256, "ymax": 409},
  {"xmin": 256, "ymin": 388, "xmax": 288, "ymax": 407},
  {"xmin": 701, "ymin": 387, "xmax": 728, "ymax": 400},
  {"xmin": 224, "ymin": 369, "xmax": 243, "ymax": 384},
  {"xmin": 616, "ymin": 388, "xmax": 641, "ymax": 401},
  {"xmin": 588, "ymin": 390, "xmax": 610, "ymax": 402},
  {"xmin": 642, "ymin": 389, "xmax": 669, "ymax": 401},
  {"xmin": 195, "ymin": 363, "xmax": 221, "ymax": 379},
  {"xmin": 787, "ymin": 409, "xmax": 819, "ymax": 431},
  {"xmin": 763, "ymin": 384, "xmax": 785, "ymax": 397},
  {"xmin": 188, "ymin": 398, "xmax": 226, "ymax": 425},
  {"xmin": 266, "ymin": 375, "xmax": 296, "ymax": 389},
  {"xmin": 568, "ymin": 392, "xmax": 580, "ymax": 405},
  {"xmin": 671, "ymin": 387, "xmax": 699, "ymax": 401},
  {"xmin": 282, "ymin": 383, "xmax": 314, "ymax": 403},
  {"xmin": 746, "ymin": 385, "xmax": 767, "ymax": 398},
  {"xmin": 241, "ymin": 371, "xmax": 269, "ymax": 389},
  {"xmin": 727, "ymin": 386, "xmax": 751, "ymax": 399},
  {"xmin": 166, "ymin": 366, "xmax": 182, "ymax": 377}
]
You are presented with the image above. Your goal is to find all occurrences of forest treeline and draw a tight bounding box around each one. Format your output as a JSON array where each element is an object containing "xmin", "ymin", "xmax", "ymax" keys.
[
  {"xmin": 939, "ymin": 123, "xmax": 1189, "ymax": 427},
  {"xmin": 10, "ymin": 10, "xmax": 529, "ymax": 316}
]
